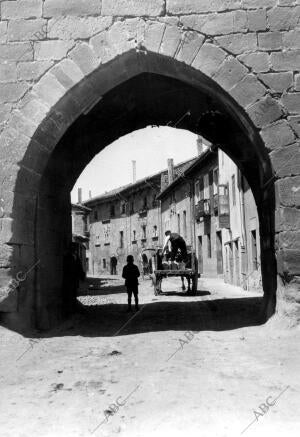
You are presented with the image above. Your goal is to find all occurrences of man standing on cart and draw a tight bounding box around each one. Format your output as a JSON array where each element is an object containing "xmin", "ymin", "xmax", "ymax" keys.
[{"xmin": 162, "ymin": 230, "xmax": 188, "ymax": 263}]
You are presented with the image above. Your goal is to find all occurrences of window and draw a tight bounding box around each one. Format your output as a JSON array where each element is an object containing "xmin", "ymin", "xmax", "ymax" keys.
[
  {"xmin": 133, "ymin": 230, "xmax": 136, "ymax": 241},
  {"xmin": 209, "ymin": 170, "xmax": 214, "ymax": 200},
  {"xmin": 142, "ymin": 225, "xmax": 146, "ymax": 240},
  {"xmin": 232, "ymin": 174, "xmax": 236, "ymax": 206},
  {"xmin": 199, "ymin": 177, "xmax": 204, "ymax": 200},
  {"xmin": 110, "ymin": 204, "xmax": 115, "ymax": 217},
  {"xmin": 204, "ymin": 174, "xmax": 209, "ymax": 199},
  {"xmin": 121, "ymin": 201, "xmax": 126, "ymax": 215},
  {"xmin": 177, "ymin": 213, "xmax": 181, "ymax": 234},
  {"xmin": 153, "ymin": 225, "xmax": 158, "ymax": 238},
  {"xmin": 213, "ymin": 168, "xmax": 219, "ymax": 195},
  {"xmin": 104, "ymin": 225, "xmax": 110, "ymax": 244},
  {"xmin": 130, "ymin": 200, "xmax": 134, "ymax": 214},
  {"xmin": 207, "ymin": 233, "xmax": 211, "ymax": 258},
  {"xmin": 119, "ymin": 231, "xmax": 124, "ymax": 248},
  {"xmin": 94, "ymin": 209, "xmax": 98, "ymax": 220},
  {"xmin": 251, "ymin": 230, "xmax": 258, "ymax": 270},
  {"xmin": 102, "ymin": 258, "xmax": 106, "ymax": 269},
  {"xmin": 195, "ymin": 180, "xmax": 200, "ymax": 201},
  {"xmin": 183, "ymin": 211, "xmax": 187, "ymax": 239},
  {"xmin": 95, "ymin": 235, "xmax": 100, "ymax": 246}
]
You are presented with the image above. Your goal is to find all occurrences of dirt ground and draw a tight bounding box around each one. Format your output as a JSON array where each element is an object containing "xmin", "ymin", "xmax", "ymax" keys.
[{"xmin": 0, "ymin": 276, "xmax": 299, "ymax": 437}]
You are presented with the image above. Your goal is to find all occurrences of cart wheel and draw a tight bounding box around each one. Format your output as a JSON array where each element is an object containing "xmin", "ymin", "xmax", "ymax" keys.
[
  {"xmin": 154, "ymin": 276, "xmax": 162, "ymax": 296},
  {"xmin": 191, "ymin": 272, "xmax": 198, "ymax": 296}
]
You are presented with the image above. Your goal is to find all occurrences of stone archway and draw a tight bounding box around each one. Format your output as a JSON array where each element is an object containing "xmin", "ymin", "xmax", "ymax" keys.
[{"xmin": 0, "ymin": 16, "xmax": 299, "ymax": 330}]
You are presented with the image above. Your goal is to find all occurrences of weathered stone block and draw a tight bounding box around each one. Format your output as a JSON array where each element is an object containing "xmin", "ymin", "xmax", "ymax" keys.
[
  {"xmin": 102, "ymin": 0, "xmax": 164, "ymax": 16},
  {"xmin": 238, "ymin": 52, "xmax": 270, "ymax": 73},
  {"xmin": 259, "ymin": 72, "xmax": 293, "ymax": 93},
  {"xmin": 167, "ymin": 0, "xmax": 241, "ymax": 14},
  {"xmin": 48, "ymin": 16, "xmax": 112, "ymax": 40},
  {"xmin": 33, "ymin": 72, "xmax": 67, "ymax": 108},
  {"xmin": 0, "ymin": 21, "xmax": 7, "ymax": 44},
  {"xmin": 295, "ymin": 74, "xmax": 300, "ymax": 91},
  {"xmin": 270, "ymin": 50, "xmax": 300, "ymax": 71},
  {"xmin": 270, "ymin": 142, "xmax": 300, "ymax": 177},
  {"xmin": 258, "ymin": 31, "xmax": 283, "ymax": 51},
  {"xmin": 0, "ymin": 82, "xmax": 29, "ymax": 104},
  {"xmin": 44, "ymin": 0, "xmax": 101, "ymax": 17},
  {"xmin": 247, "ymin": 9, "xmax": 267, "ymax": 31},
  {"xmin": 1, "ymin": 0, "xmax": 42, "ymax": 19},
  {"xmin": 283, "ymin": 30, "xmax": 300, "ymax": 49},
  {"xmin": 213, "ymin": 56, "xmax": 248, "ymax": 91},
  {"xmin": 247, "ymin": 96, "xmax": 283, "ymax": 128},
  {"xmin": 242, "ymin": 0, "xmax": 276, "ymax": 7},
  {"xmin": 277, "ymin": 249, "xmax": 300, "ymax": 275},
  {"xmin": 159, "ymin": 25, "xmax": 181, "ymax": 57},
  {"xmin": 230, "ymin": 74, "xmax": 266, "ymax": 108},
  {"xmin": 90, "ymin": 20, "xmax": 139, "ymax": 63},
  {"xmin": 0, "ymin": 43, "xmax": 33, "ymax": 62},
  {"xmin": 17, "ymin": 60, "xmax": 53, "ymax": 81},
  {"xmin": 288, "ymin": 115, "xmax": 300, "ymax": 137},
  {"xmin": 267, "ymin": 6, "xmax": 294, "ymax": 31},
  {"xmin": 0, "ymin": 63, "xmax": 17, "ymax": 83},
  {"xmin": 50, "ymin": 58, "xmax": 84, "ymax": 91},
  {"xmin": 276, "ymin": 207, "xmax": 300, "ymax": 232},
  {"xmin": 0, "ymin": 103, "xmax": 12, "ymax": 131},
  {"xmin": 34, "ymin": 40, "xmax": 75, "ymax": 61},
  {"xmin": 18, "ymin": 94, "xmax": 50, "ymax": 128},
  {"xmin": 176, "ymin": 32, "xmax": 205, "ymax": 65},
  {"xmin": 276, "ymin": 176, "xmax": 300, "ymax": 207},
  {"xmin": 9, "ymin": 110, "xmax": 38, "ymax": 138},
  {"xmin": 183, "ymin": 11, "xmax": 247, "ymax": 36},
  {"xmin": 143, "ymin": 21, "xmax": 165, "ymax": 53},
  {"xmin": 8, "ymin": 19, "xmax": 47, "ymax": 42},
  {"xmin": 215, "ymin": 33, "xmax": 257, "ymax": 55},
  {"xmin": 261, "ymin": 119, "xmax": 296, "ymax": 150},
  {"xmin": 69, "ymin": 43, "xmax": 99, "ymax": 75},
  {"xmin": 192, "ymin": 43, "xmax": 227, "ymax": 77},
  {"xmin": 281, "ymin": 93, "xmax": 300, "ymax": 113}
]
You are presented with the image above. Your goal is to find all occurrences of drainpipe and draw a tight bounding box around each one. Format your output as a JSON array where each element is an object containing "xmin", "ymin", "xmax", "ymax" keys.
[
  {"xmin": 239, "ymin": 171, "xmax": 248, "ymax": 289},
  {"xmin": 190, "ymin": 178, "xmax": 196, "ymax": 269}
]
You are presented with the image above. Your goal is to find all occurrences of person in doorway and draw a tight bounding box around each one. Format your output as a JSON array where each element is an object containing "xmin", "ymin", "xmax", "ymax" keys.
[
  {"xmin": 110, "ymin": 256, "xmax": 118, "ymax": 275},
  {"xmin": 122, "ymin": 255, "xmax": 140, "ymax": 312},
  {"xmin": 62, "ymin": 242, "xmax": 86, "ymax": 316},
  {"xmin": 162, "ymin": 230, "xmax": 188, "ymax": 263}
]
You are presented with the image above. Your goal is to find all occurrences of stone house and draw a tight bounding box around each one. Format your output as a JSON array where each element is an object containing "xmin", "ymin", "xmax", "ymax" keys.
[
  {"xmin": 83, "ymin": 158, "xmax": 197, "ymax": 276},
  {"xmin": 158, "ymin": 146, "xmax": 262, "ymax": 291},
  {"xmin": 71, "ymin": 199, "xmax": 91, "ymax": 273}
]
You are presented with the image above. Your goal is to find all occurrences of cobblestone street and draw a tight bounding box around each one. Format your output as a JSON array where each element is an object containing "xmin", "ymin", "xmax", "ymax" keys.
[{"xmin": 0, "ymin": 277, "xmax": 299, "ymax": 437}]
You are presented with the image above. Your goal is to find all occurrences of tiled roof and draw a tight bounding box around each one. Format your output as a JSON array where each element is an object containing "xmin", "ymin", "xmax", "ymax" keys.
[{"xmin": 83, "ymin": 156, "xmax": 198, "ymax": 206}]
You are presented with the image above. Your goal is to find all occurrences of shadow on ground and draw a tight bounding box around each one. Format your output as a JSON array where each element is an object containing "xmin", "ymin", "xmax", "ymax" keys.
[{"xmin": 36, "ymin": 294, "xmax": 264, "ymax": 339}]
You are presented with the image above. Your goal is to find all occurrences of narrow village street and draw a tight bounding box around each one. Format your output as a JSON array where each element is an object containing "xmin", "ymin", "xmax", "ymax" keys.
[{"xmin": 0, "ymin": 277, "xmax": 299, "ymax": 437}]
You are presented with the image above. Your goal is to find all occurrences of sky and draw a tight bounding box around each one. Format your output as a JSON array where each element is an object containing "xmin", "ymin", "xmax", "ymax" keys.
[{"xmin": 71, "ymin": 126, "xmax": 200, "ymax": 203}]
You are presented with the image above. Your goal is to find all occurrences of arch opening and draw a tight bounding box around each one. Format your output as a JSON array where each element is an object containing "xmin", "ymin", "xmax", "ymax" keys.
[{"xmin": 7, "ymin": 51, "xmax": 276, "ymax": 330}]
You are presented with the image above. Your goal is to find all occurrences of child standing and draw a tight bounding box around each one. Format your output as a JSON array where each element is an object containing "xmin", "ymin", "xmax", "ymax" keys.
[{"xmin": 122, "ymin": 255, "xmax": 140, "ymax": 312}]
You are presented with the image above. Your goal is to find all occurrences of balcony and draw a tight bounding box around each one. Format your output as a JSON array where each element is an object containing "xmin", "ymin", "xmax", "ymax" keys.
[
  {"xmin": 195, "ymin": 199, "xmax": 211, "ymax": 220},
  {"xmin": 213, "ymin": 193, "xmax": 218, "ymax": 213},
  {"xmin": 218, "ymin": 186, "xmax": 230, "ymax": 228}
]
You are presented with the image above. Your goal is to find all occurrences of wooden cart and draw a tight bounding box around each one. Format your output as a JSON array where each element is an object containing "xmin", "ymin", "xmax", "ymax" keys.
[{"xmin": 152, "ymin": 249, "xmax": 199, "ymax": 296}]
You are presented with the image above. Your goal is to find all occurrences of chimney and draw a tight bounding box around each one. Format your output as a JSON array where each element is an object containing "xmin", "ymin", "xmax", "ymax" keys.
[
  {"xmin": 132, "ymin": 160, "xmax": 136, "ymax": 184},
  {"xmin": 78, "ymin": 188, "xmax": 82, "ymax": 204},
  {"xmin": 89, "ymin": 190, "xmax": 92, "ymax": 199},
  {"xmin": 167, "ymin": 158, "xmax": 174, "ymax": 185},
  {"xmin": 197, "ymin": 135, "xmax": 203, "ymax": 156}
]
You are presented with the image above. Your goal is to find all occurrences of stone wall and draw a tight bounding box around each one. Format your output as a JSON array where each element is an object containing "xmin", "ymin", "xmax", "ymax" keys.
[{"xmin": 0, "ymin": 0, "xmax": 299, "ymax": 328}]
